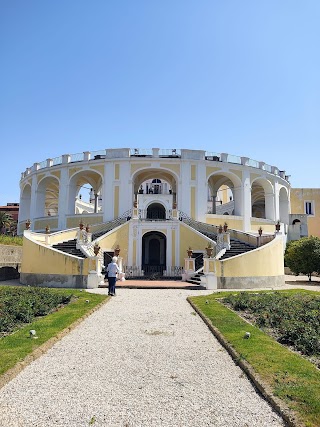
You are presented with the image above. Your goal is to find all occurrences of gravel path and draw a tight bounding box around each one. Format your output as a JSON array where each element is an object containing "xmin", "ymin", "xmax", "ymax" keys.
[{"xmin": 0, "ymin": 289, "xmax": 285, "ymax": 427}]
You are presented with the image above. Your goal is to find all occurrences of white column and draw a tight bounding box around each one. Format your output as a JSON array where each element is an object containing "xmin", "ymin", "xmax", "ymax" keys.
[
  {"xmin": 57, "ymin": 167, "xmax": 69, "ymax": 230},
  {"xmin": 94, "ymin": 193, "xmax": 98, "ymax": 213},
  {"xmin": 196, "ymin": 163, "xmax": 207, "ymax": 222},
  {"xmin": 242, "ymin": 170, "xmax": 252, "ymax": 232},
  {"xmin": 103, "ymin": 163, "xmax": 114, "ymax": 222},
  {"xmin": 166, "ymin": 224, "xmax": 172, "ymax": 270},
  {"xmin": 265, "ymin": 192, "xmax": 276, "ymax": 221},
  {"xmin": 274, "ymin": 182, "xmax": 281, "ymax": 222},
  {"xmin": 83, "ymin": 151, "xmax": 91, "ymax": 161},
  {"xmin": 118, "ymin": 161, "xmax": 132, "ymax": 216},
  {"xmin": 29, "ymin": 174, "xmax": 38, "ymax": 226},
  {"xmin": 179, "ymin": 161, "xmax": 191, "ymax": 215},
  {"xmin": 211, "ymin": 194, "xmax": 217, "ymax": 214}
]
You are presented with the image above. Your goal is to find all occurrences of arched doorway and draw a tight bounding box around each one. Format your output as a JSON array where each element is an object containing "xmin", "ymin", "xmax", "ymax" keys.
[
  {"xmin": 147, "ymin": 203, "xmax": 166, "ymax": 219},
  {"xmin": 142, "ymin": 231, "xmax": 166, "ymax": 276}
]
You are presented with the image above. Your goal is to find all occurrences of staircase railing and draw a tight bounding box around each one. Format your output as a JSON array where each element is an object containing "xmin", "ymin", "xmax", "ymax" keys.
[
  {"xmin": 179, "ymin": 211, "xmax": 274, "ymax": 248},
  {"xmin": 179, "ymin": 211, "xmax": 218, "ymax": 241},
  {"xmin": 91, "ymin": 210, "xmax": 132, "ymax": 240}
]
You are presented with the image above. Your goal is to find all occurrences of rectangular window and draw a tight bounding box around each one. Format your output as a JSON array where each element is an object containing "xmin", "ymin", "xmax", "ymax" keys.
[{"xmin": 305, "ymin": 201, "xmax": 314, "ymax": 215}]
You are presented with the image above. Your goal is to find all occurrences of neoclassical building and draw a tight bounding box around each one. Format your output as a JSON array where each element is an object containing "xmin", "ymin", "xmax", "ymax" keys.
[{"xmin": 19, "ymin": 148, "xmax": 289, "ymax": 289}]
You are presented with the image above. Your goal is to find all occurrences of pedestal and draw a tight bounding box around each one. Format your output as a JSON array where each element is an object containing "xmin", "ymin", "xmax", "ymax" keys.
[
  {"xmin": 87, "ymin": 271, "xmax": 104, "ymax": 288},
  {"xmin": 182, "ymin": 257, "xmax": 195, "ymax": 281},
  {"xmin": 206, "ymin": 273, "xmax": 217, "ymax": 290},
  {"xmin": 203, "ymin": 258, "xmax": 217, "ymax": 290}
]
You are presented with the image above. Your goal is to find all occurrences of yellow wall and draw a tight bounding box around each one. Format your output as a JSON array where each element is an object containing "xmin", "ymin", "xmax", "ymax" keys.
[
  {"xmin": 67, "ymin": 215, "xmax": 103, "ymax": 229},
  {"xmin": 97, "ymin": 222, "xmax": 130, "ymax": 263},
  {"xmin": 290, "ymin": 188, "xmax": 320, "ymax": 238},
  {"xmin": 34, "ymin": 217, "xmax": 58, "ymax": 231},
  {"xmin": 114, "ymin": 164, "xmax": 120, "ymax": 180},
  {"xmin": 206, "ymin": 215, "xmax": 243, "ymax": 230},
  {"xmin": 191, "ymin": 164, "xmax": 196, "ymax": 180},
  {"xmin": 217, "ymin": 184, "xmax": 229, "ymax": 204},
  {"xmin": 172, "ymin": 228, "xmax": 176, "ymax": 266},
  {"xmin": 114, "ymin": 186, "xmax": 119, "ymax": 218},
  {"xmin": 250, "ymin": 222, "xmax": 275, "ymax": 233},
  {"xmin": 179, "ymin": 223, "xmax": 212, "ymax": 265},
  {"xmin": 191, "ymin": 187, "xmax": 195, "ymax": 219},
  {"xmin": 21, "ymin": 235, "xmax": 89, "ymax": 275},
  {"xmin": 215, "ymin": 236, "xmax": 284, "ymax": 278}
]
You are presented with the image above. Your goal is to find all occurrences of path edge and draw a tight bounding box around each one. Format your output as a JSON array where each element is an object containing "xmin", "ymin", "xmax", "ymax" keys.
[
  {"xmin": 0, "ymin": 296, "xmax": 110, "ymax": 390},
  {"xmin": 187, "ymin": 296, "xmax": 303, "ymax": 427}
]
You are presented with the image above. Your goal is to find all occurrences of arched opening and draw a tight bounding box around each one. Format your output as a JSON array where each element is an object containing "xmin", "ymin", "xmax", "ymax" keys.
[
  {"xmin": 292, "ymin": 219, "xmax": 301, "ymax": 225},
  {"xmin": 207, "ymin": 173, "xmax": 241, "ymax": 215},
  {"xmin": 68, "ymin": 170, "xmax": 103, "ymax": 215},
  {"xmin": 251, "ymin": 182, "xmax": 265, "ymax": 218},
  {"xmin": 35, "ymin": 176, "xmax": 59, "ymax": 218},
  {"xmin": 146, "ymin": 203, "xmax": 166, "ymax": 220},
  {"xmin": 132, "ymin": 168, "xmax": 177, "ymax": 208},
  {"xmin": 142, "ymin": 231, "xmax": 166, "ymax": 276},
  {"xmin": 251, "ymin": 179, "xmax": 274, "ymax": 220}
]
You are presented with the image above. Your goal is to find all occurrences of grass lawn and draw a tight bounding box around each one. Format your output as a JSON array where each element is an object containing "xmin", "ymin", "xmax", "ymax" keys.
[
  {"xmin": 0, "ymin": 287, "xmax": 108, "ymax": 381},
  {"xmin": 0, "ymin": 235, "xmax": 23, "ymax": 246},
  {"xmin": 189, "ymin": 289, "xmax": 320, "ymax": 427}
]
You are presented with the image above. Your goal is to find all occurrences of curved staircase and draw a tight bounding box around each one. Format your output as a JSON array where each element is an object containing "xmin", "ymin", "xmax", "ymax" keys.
[{"xmin": 52, "ymin": 239, "xmax": 86, "ymax": 258}]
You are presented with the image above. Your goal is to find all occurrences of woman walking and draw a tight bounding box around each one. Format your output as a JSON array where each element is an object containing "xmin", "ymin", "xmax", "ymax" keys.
[{"xmin": 106, "ymin": 256, "xmax": 120, "ymax": 296}]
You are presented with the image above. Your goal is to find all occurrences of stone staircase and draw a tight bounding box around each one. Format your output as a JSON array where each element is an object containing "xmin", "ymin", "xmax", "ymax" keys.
[
  {"xmin": 218, "ymin": 239, "xmax": 255, "ymax": 260},
  {"xmin": 186, "ymin": 271, "xmax": 205, "ymax": 286},
  {"xmin": 52, "ymin": 239, "xmax": 86, "ymax": 258}
]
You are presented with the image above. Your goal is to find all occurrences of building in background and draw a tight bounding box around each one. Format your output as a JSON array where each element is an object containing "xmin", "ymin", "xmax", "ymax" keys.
[{"xmin": 288, "ymin": 188, "xmax": 320, "ymax": 241}]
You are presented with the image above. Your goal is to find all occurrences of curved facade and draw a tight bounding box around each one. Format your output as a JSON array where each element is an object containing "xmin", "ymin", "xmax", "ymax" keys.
[
  {"xmin": 19, "ymin": 148, "xmax": 290, "ymax": 234},
  {"xmin": 19, "ymin": 148, "xmax": 289, "ymax": 289}
]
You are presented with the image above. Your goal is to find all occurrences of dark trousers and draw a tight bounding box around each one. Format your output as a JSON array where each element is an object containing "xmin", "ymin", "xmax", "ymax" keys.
[{"xmin": 108, "ymin": 276, "xmax": 117, "ymax": 295}]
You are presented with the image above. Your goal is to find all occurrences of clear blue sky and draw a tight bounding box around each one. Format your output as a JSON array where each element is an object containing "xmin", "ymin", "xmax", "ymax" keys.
[{"xmin": 1, "ymin": 0, "xmax": 319, "ymax": 206}]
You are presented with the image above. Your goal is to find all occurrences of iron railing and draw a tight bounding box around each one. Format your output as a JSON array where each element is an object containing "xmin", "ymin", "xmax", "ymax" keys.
[
  {"xmin": 91, "ymin": 210, "xmax": 132, "ymax": 240},
  {"xmin": 123, "ymin": 265, "xmax": 183, "ymax": 279},
  {"xmin": 179, "ymin": 211, "xmax": 218, "ymax": 241}
]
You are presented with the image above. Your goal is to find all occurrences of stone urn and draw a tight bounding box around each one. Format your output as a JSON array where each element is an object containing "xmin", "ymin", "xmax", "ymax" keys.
[
  {"xmin": 206, "ymin": 245, "xmax": 214, "ymax": 258},
  {"xmin": 45, "ymin": 225, "xmax": 50, "ymax": 234},
  {"xmin": 275, "ymin": 221, "xmax": 281, "ymax": 232},
  {"xmin": 25, "ymin": 219, "xmax": 31, "ymax": 230},
  {"xmin": 187, "ymin": 247, "xmax": 193, "ymax": 258},
  {"xmin": 93, "ymin": 244, "xmax": 100, "ymax": 256},
  {"xmin": 258, "ymin": 226, "xmax": 263, "ymax": 236}
]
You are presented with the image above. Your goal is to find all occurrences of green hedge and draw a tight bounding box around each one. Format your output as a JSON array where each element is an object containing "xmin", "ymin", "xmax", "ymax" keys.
[
  {"xmin": 224, "ymin": 291, "xmax": 320, "ymax": 357},
  {"xmin": 0, "ymin": 287, "xmax": 73, "ymax": 336}
]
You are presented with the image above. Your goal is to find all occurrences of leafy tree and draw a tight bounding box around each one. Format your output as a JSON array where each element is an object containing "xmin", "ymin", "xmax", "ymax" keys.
[
  {"xmin": 0, "ymin": 211, "xmax": 14, "ymax": 233},
  {"xmin": 285, "ymin": 236, "xmax": 320, "ymax": 281}
]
